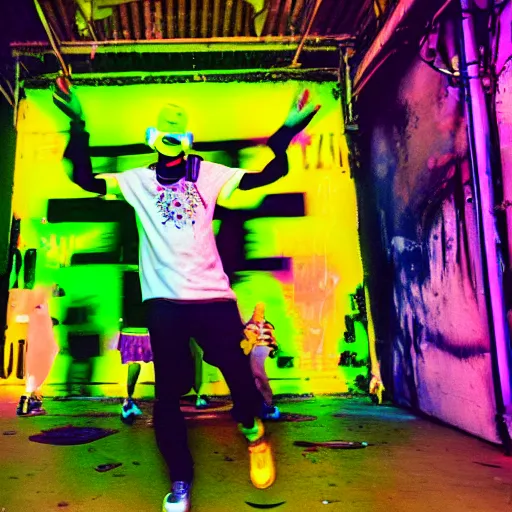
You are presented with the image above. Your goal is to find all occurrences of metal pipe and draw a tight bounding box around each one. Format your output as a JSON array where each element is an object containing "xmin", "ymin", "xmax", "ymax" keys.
[
  {"xmin": 353, "ymin": 0, "xmax": 417, "ymax": 88},
  {"xmin": 119, "ymin": 2, "xmax": 131, "ymax": 39},
  {"xmin": 494, "ymin": 2, "xmax": 512, "ymax": 263},
  {"xmin": 343, "ymin": 48, "xmax": 353, "ymax": 125},
  {"xmin": 278, "ymin": 0, "xmax": 293, "ymax": 36},
  {"xmin": 0, "ymin": 85, "xmax": 14, "ymax": 107},
  {"xmin": 234, "ymin": 0, "xmax": 244, "ymax": 36},
  {"xmin": 40, "ymin": 0, "xmax": 65, "ymax": 42},
  {"xmin": 353, "ymin": 48, "xmax": 398, "ymax": 98},
  {"xmin": 291, "ymin": 0, "xmax": 306, "ymax": 28},
  {"xmin": 143, "ymin": 0, "xmax": 152, "ymax": 40},
  {"xmin": 132, "ymin": 1, "xmax": 143, "ymax": 40},
  {"xmin": 54, "ymin": 0, "xmax": 75, "ymax": 41},
  {"xmin": 154, "ymin": 0, "xmax": 164, "ymax": 39},
  {"xmin": 354, "ymin": 0, "xmax": 453, "ymax": 98},
  {"xmin": 201, "ymin": 0, "xmax": 209, "ymax": 37},
  {"xmin": 190, "ymin": 0, "xmax": 198, "ymax": 38},
  {"xmin": 355, "ymin": 0, "xmax": 456, "ymax": 96},
  {"xmin": 33, "ymin": 0, "xmax": 70, "ymax": 75},
  {"xmin": 178, "ymin": 0, "xmax": 186, "ymax": 38},
  {"xmin": 112, "ymin": 3, "xmax": 121, "ymax": 39},
  {"xmin": 460, "ymin": 0, "xmax": 512, "ymax": 450},
  {"xmin": 291, "ymin": 0, "xmax": 324, "ymax": 67},
  {"xmin": 166, "ymin": 0, "xmax": 175, "ymax": 38},
  {"xmin": 212, "ymin": 0, "xmax": 221, "ymax": 37},
  {"xmin": 223, "ymin": 0, "xmax": 234, "ymax": 37}
]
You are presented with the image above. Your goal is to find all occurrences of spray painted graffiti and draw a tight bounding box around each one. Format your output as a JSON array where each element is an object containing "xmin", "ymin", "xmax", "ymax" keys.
[{"xmin": 358, "ymin": 45, "xmax": 499, "ymax": 441}]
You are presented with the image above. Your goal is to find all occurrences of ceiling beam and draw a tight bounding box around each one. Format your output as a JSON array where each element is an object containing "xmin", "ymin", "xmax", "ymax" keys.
[
  {"xmin": 21, "ymin": 66, "xmax": 340, "ymax": 88},
  {"xmin": 11, "ymin": 35, "xmax": 354, "ymax": 58}
]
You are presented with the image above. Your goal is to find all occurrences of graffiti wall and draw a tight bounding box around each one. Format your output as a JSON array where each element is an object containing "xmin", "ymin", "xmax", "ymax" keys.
[
  {"xmin": 2, "ymin": 80, "xmax": 367, "ymax": 398},
  {"xmin": 356, "ymin": 42, "xmax": 500, "ymax": 442},
  {"xmin": 495, "ymin": 1, "xmax": 512, "ymax": 275}
]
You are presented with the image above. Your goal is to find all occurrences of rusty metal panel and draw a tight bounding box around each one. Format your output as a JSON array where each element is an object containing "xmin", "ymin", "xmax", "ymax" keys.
[{"xmin": 32, "ymin": 0, "xmax": 382, "ymax": 42}]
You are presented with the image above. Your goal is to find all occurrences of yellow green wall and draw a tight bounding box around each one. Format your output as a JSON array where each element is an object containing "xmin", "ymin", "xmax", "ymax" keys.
[{"xmin": 6, "ymin": 80, "xmax": 366, "ymax": 397}]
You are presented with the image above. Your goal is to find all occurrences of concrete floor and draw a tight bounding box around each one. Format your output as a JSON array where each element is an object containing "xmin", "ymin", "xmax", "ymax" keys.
[{"xmin": 0, "ymin": 393, "xmax": 511, "ymax": 512}]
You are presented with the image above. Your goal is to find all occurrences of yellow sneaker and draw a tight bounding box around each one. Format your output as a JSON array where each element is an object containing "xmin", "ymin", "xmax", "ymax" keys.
[
  {"xmin": 248, "ymin": 436, "xmax": 276, "ymax": 489},
  {"xmin": 239, "ymin": 418, "xmax": 276, "ymax": 489}
]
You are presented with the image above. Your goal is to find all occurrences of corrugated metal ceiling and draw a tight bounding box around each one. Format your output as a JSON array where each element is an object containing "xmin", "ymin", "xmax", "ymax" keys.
[
  {"xmin": 35, "ymin": 0, "xmax": 381, "ymax": 42},
  {"xmin": 6, "ymin": 0, "xmax": 399, "ymax": 88}
]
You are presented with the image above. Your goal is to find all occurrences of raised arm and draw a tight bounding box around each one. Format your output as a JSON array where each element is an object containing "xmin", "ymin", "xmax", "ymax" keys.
[
  {"xmin": 53, "ymin": 77, "xmax": 107, "ymax": 196},
  {"xmin": 238, "ymin": 90, "xmax": 320, "ymax": 191}
]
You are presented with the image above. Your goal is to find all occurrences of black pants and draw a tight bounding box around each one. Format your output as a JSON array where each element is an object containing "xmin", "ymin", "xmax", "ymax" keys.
[{"xmin": 146, "ymin": 299, "xmax": 263, "ymax": 484}]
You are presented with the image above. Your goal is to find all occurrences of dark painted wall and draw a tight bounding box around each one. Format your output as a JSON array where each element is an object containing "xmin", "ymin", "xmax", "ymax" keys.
[
  {"xmin": 0, "ymin": 0, "xmax": 47, "ymax": 375},
  {"xmin": 355, "ymin": 39, "xmax": 500, "ymax": 442},
  {"xmin": 0, "ymin": 101, "xmax": 16, "ymax": 358}
]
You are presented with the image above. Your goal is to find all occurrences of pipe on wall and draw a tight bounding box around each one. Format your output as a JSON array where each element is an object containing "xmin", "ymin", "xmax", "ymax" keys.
[
  {"xmin": 460, "ymin": 0, "xmax": 512, "ymax": 451},
  {"xmin": 353, "ymin": 0, "xmax": 455, "ymax": 98},
  {"xmin": 353, "ymin": 0, "xmax": 417, "ymax": 91},
  {"xmin": 493, "ymin": 1, "xmax": 512, "ymax": 265}
]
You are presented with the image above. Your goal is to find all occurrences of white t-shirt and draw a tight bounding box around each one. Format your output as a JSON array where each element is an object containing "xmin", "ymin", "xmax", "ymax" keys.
[{"xmin": 99, "ymin": 161, "xmax": 245, "ymax": 302}]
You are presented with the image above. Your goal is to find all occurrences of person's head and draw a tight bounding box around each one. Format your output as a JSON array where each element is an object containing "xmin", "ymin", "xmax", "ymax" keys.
[{"xmin": 145, "ymin": 103, "xmax": 193, "ymax": 158}]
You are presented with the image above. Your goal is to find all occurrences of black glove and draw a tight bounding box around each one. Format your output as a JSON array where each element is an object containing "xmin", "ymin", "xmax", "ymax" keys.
[{"xmin": 267, "ymin": 89, "xmax": 320, "ymax": 154}]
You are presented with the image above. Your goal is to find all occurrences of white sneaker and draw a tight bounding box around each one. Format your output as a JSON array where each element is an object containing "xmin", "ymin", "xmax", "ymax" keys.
[
  {"xmin": 262, "ymin": 405, "xmax": 281, "ymax": 421},
  {"xmin": 162, "ymin": 481, "xmax": 191, "ymax": 512},
  {"xmin": 121, "ymin": 398, "xmax": 142, "ymax": 424},
  {"xmin": 195, "ymin": 395, "xmax": 210, "ymax": 409}
]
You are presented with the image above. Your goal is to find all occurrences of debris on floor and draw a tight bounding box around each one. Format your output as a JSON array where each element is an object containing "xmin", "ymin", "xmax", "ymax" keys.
[
  {"xmin": 273, "ymin": 413, "xmax": 317, "ymax": 422},
  {"xmin": 29, "ymin": 425, "xmax": 118, "ymax": 445},
  {"xmin": 473, "ymin": 461, "xmax": 502, "ymax": 468},
  {"xmin": 95, "ymin": 462, "xmax": 122, "ymax": 473},
  {"xmin": 293, "ymin": 440, "xmax": 368, "ymax": 449}
]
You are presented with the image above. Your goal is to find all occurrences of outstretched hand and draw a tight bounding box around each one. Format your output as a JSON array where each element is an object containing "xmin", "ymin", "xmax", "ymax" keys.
[
  {"xmin": 266, "ymin": 89, "xmax": 320, "ymax": 154},
  {"xmin": 52, "ymin": 76, "xmax": 83, "ymax": 122},
  {"xmin": 283, "ymin": 89, "xmax": 320, "ymax": 133}
]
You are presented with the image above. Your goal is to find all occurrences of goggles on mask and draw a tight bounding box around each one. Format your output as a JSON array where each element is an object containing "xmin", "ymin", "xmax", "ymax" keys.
[{"xmin": 145, "ymin": 128, "xmax": 194, "ymax": 156}]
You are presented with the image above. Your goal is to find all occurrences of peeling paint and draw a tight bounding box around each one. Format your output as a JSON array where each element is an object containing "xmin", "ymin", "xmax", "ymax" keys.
[{"xmin": 358, "ymin": 50, "xmax": 499, "ymax": 442}]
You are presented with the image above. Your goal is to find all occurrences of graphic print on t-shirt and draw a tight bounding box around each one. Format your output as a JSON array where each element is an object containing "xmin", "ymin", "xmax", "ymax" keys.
[{"xmin": 155, "ymin": 181, "xmax": 203, "ymax": 229}]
